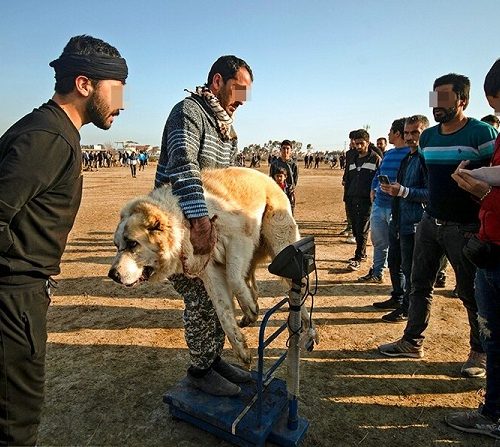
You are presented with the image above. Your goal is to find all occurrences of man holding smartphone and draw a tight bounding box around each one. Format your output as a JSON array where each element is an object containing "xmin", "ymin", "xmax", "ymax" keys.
[
  {"xmin": 378, "ymin": 115, "xmax": 430, "ymax": 323},
  {"xmin": 358, "ymin": 118, "xmax": 409, "ymax": 284}
]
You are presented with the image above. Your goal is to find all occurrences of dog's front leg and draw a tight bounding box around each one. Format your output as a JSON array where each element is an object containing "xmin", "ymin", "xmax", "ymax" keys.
[{"xmin": 201, "ymin": 264, "xmax": 252, "ymax": 368}]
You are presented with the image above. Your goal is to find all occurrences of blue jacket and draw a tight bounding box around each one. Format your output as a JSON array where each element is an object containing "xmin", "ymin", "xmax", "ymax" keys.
[{"xmin": 392, "ymin": 150, "xmax": 428, "ymax": 235}]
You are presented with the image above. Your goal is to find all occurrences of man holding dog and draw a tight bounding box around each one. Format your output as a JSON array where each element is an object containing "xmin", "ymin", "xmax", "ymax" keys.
[
  {"xmin": 155, "ymin": 55, "xmax": 253, "ymax": 396},
  {"xmin": 0, "ymin": 35, "xmax": 128, "ymax": 446}
]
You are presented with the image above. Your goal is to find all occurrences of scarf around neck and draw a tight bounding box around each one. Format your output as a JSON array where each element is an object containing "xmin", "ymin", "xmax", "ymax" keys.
[{"xmin": 185, "ymin": 86, "xmax": 236, "ymax": 141}]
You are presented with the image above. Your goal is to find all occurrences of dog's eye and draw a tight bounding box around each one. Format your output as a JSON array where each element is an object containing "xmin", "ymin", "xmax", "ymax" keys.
[{"xmin": 126, "ymin": 240, "xmax": 138, "ymax": 250}]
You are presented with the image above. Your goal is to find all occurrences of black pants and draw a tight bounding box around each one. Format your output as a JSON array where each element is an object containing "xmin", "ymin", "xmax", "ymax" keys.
[
  {"xmin": 403, "ymin": 214, "xmax": 481, "ymax": 351},
  {"xmin": 0, "ymin": 282, "xmax": 50, "ymax": 446},
  {"xmin": 345, "ymin": 197, "xmax": 371, "ymax": 260}
]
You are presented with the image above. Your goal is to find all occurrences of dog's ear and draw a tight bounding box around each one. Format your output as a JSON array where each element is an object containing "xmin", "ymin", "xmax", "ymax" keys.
[
  {"xmin": 147, "ymin": 217, "xmax": 166, "ymax": 233},
  {"xmin": 129, "ymin": 201, "xmax": 170, "ymax": 233}
]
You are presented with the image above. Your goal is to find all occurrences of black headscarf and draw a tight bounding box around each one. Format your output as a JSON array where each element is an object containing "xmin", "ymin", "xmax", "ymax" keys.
[{"xmin": 49, "ymin": 53, "xmax": 128, "ymax": 83}]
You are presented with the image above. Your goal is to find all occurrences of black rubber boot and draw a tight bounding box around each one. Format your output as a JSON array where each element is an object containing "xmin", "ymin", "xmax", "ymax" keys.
[
  {"xmin": 186, "ymin": 368, "xmax": 241, "ymax": 396},
  {"xmin": 213, "ymin": 357, "xmax": 253, "ymax": 383}
]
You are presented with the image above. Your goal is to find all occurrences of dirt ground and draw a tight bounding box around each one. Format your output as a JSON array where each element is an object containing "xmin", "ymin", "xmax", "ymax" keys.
[{"xmin": 38, "ymin": 162, "xmax": 494, "ymax": 447}]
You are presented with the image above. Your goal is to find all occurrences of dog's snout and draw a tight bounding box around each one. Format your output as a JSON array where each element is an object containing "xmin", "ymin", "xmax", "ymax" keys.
[{"xmin": 108, "ymin": 267, "xmax": 121, "ymax": 283}]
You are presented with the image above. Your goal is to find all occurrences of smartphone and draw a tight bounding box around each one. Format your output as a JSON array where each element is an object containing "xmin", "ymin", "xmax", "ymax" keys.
[{"xmin": 378, "ymin": 175, "xmax": 390, "ymax": 185}]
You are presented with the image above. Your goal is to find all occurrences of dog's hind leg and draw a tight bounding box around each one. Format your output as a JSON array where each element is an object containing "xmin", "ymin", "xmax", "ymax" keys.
[
  {"xmin": 201, "ymin": 264, "xmax": 252, "ymax": 368},
  {"xmin": 225, "ymin": 238, "xmax": 259, "ymax": 328}
]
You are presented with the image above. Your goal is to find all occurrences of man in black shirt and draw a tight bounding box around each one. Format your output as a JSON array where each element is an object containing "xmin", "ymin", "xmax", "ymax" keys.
[
  {"xmin": 343, "ymin": 129, "xmax": 381, "ymax": 270},
  {"xmin": 0, "ymin": 35, "xmax": 128, "ymax": 446}
]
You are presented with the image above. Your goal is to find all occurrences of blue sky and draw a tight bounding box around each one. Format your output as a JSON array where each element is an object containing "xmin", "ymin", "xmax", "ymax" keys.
[{"xmin": 0, "ymin": 0, "xmax": 498, "ymax": 151}]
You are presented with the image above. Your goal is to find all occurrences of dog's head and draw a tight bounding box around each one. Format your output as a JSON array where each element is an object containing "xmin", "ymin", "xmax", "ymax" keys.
[{"xmin": 108, "ymin": 199, "xmax": 183, "ymax": 287}]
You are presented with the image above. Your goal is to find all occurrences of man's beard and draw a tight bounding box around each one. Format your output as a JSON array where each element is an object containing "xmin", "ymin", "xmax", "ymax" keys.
[
  {"xmin": 86, "ymin": 90, "xmax": 115, "ymax": 130},
  {"xmin": 433, "ymin": 107, "xmax": 457, "ymax": 123},
  {"xmin": 216, "ymin": 86, "xmax": 232, "ymax": 116}
]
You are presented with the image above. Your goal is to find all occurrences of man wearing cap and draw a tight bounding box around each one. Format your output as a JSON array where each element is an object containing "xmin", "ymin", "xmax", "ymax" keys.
[
  {"xmin": 0, "ymin": 35, "xmax": 127, "ymax": 445},
  {"xmin": 155, "ymin": 55, "xmax": 253, "ymax": 397}
]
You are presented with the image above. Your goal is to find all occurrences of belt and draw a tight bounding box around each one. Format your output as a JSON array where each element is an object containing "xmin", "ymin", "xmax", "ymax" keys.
[
  {"xmin": 434, "ymin": 218, "xmax": 461, "ymax": 226},
  {"xmin": 425, "ymin": 213, "xmax": 466, "ymax": 226}
]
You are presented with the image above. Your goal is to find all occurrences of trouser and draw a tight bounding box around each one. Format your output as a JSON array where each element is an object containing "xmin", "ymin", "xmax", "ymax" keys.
[
  {"xmin": 0, "ymin": 281, "xmax": 50, "ymax": 446},
  {"xmin": 475, "ymin": 263, "xmax": 500, "ymax": 420},
  {"xmin": 388, "ymin": 226, "xmax": 415, "ymax": 312},
  {"xmin": 369, "ymin": 203, "xmax": 391, "ymax": 277},
  {"xmin": 346, "ymin": 197, "xmax": 371, "ymax": 260},
  {"xmin": 387, "ymin": 224, "xmax": 407, "ymax": 303},
  {"xmin": 343, "ymin": 199, "xmax": 351, "ymax": 229},
  {"xmin": 170, "ymin": 274, "xmax": 225, "ymax": 370},
  {"xmin": 403, "ymin": 213, "xmax": 482, "ymax": 351}
]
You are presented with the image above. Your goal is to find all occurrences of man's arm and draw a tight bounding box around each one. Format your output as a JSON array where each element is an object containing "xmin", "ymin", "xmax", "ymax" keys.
[
  {"xmin": 154, "ymin": 100, "xmax": 217, "ymax": 254},
  {"xmin": 0, "ymin": 132, "xmax": 67, "ymax": 252},
  {"xmin": 155, "ymin": 100, "xmax": 209, "ymax": 219}
]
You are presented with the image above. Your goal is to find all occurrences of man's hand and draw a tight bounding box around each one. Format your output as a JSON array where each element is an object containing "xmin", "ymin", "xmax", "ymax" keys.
[
  {"xmin": 452, "ymin": 161, "xmax": 490, "ymax": 198},
  {"xmin": 380, "ymin": 182, "xmax": 401, "ymax": 197},
  {"xmin": 370, "ymin": 189, "xmax": 376, "ymax": 203},
  {"xmin": 189, "ymin": 215, "xmax": 217, "ymax": 255}
]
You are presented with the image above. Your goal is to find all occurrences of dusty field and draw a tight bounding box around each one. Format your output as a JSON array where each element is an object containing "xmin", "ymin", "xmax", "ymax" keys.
[{"xmin": 38, "ymin": 163, "xmax": 493, "ymax": 447}]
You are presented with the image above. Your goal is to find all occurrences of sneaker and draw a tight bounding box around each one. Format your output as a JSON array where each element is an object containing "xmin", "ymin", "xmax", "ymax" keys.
[
  {"xmin": 378, "ymin": 338, "xmax": 424, "ymax": 358},
  {"xmin": 372, "ymin": 297, "xmax": 401, "ymax": 309},
  {"xmin": 345, "ymin": 236, "xmax": 356, "ymax": 244},
  {"xmin": 338, "ymin": 227, "xmax": 351, "ymax": 236},
  {"xmin": 382, "ymin": 308, "xmax": 408, "ymax": 323},
  {"xmin": 348, "ymin": 260, "xmax": 361, "ymax": 271},
  {"xmin": 445, "ymin": 406, "xmax": 500, "ymax": 440},
  {"xmin": 461, "ymin": 350, "xmax": 486, "ymax": 378},
  {"xmin": 186, "ymin": 368, "xmax": 241, "ymax": 396},
  {"xmin": 358, "ymin": 270, "xmax": 383, "ymax": 283},
  {"xmin": 213, "ymin": 357, "xmax": 253, "ymax": 383}
]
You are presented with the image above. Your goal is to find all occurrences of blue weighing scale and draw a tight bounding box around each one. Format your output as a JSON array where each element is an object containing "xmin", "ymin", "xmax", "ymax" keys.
[{"xmin": 164, "ymin": 236, "xmax": 316, "ymax": 447}]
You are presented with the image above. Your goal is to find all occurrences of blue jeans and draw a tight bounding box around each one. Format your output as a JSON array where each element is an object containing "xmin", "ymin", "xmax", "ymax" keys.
[
  {"xmin": 403, "ymin": 213, "xmax": 482, "ymax": 352},
  {"xmin": 370, "ymin": 203, "xmax": 391, "ymax": 277},
  {"xmin": 475, "ymin": 263, "xmax": 500, "ymax": 420}
]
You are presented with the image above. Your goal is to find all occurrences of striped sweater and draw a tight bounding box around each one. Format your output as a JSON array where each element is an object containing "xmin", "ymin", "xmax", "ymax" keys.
[
  {"xmin": 154, "ymin": 95, "xmax": 237, "ymax": 219},
  {"xmin": 419, "ymin": 118, "xmax": 496, "ymax": 223}
]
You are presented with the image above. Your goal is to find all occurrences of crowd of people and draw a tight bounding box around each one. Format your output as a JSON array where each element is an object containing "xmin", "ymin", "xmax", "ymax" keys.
[
  {"xmin": 0, "ymin": 32, "xmax": 499, "ymax": 445},
  {"xmin": 336, "ymin": 70, "xmax": 500, "ymax": 441}
]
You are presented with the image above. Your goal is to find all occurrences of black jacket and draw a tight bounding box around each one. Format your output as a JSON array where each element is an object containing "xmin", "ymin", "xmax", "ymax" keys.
[
  {"xmin": 344, "ymin": 148, "xmax": 380, "ymax": 199},
  {"xmin": 0, "ymin": 100, "xmax": 82, "ymax": 284}
]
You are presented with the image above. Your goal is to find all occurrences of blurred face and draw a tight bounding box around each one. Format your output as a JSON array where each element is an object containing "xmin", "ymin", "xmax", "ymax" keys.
[
  {"xmin": 280, "ymin": 144, "xmax": 292, "ymax": 160},
  {"xmin": 430, "ymin": 84, "xmax": 464, "ymax": 123},
  {"xmin": 404, "ymin": 122, "xmax": 426, "ymax": 150},
  {"xmin": 86, "ymin": 79, "xmax": 124, "ymax": 130},
  {"xmin": 274, "ymin": 173, "xmax": 286, "ymax": 184},
  {"xmin": 214, "ymin": 67, "xmax": 252, "ymax": 116},
  {"xmin": 354, "ymin": 138, "xmax": 369, "ymax": 154}
]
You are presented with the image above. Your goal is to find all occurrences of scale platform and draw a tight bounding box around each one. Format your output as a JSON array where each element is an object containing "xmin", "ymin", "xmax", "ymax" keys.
[{"xmin": 164, "ymin": 372, "xmax": 309, "ymax": 447}]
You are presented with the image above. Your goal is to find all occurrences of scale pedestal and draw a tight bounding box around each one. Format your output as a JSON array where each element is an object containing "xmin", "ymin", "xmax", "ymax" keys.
[
  {"xmin": 164, "ymin": 372, "xmax": 308, "ymax": 447},
  {"xmin": 164, "ymin": 236, "xmax": 315, "ymax": 446}
]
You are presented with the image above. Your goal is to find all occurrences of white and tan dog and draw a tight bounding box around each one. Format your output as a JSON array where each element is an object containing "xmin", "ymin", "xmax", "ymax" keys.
[{"xmin": 108, "ymin": 167, "xmax": 316, "ymax": 366}]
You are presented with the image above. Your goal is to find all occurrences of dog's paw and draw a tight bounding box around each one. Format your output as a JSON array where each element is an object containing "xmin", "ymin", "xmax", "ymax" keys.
[
  {"xmin": 300, "ymin": 328, "xmax": 319, "ymax": 351},
  {"xmin": 238, "ymin": 316, "xmax": 252, "ymax": 328}
]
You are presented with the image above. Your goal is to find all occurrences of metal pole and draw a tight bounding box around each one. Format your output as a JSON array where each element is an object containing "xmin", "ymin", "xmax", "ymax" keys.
[{"xmin": 287, "ymin": 279, "xmax": 302, "ymax": 430}]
